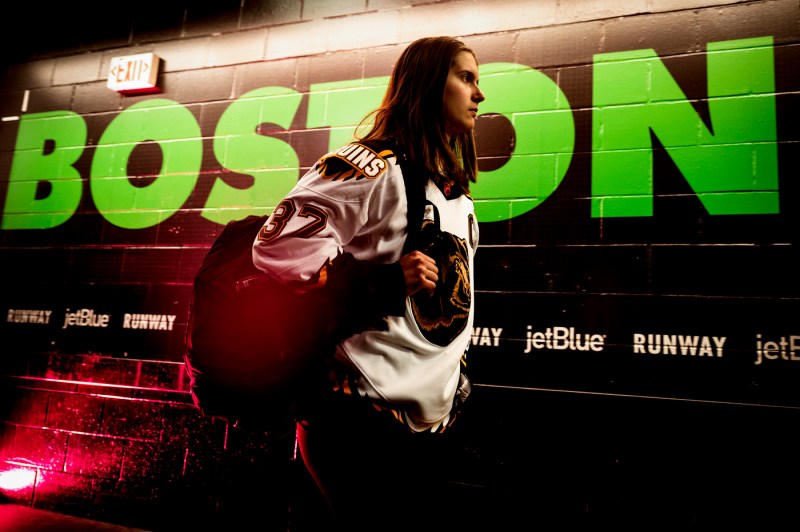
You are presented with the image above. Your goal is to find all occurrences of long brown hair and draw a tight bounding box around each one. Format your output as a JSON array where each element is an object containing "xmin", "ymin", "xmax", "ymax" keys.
[{"xmin": 358, "ymin": 36, "xmax": 480, "ymax": 194}]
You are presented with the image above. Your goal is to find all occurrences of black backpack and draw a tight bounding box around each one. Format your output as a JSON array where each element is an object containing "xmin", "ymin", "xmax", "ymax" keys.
[
  {"xmin": 183, "ymin": 140, "xmax": 426, "ymax": 432},
  {"xmin": 183, "ymin": 214, "xmax": 338, "ymax": 431}
]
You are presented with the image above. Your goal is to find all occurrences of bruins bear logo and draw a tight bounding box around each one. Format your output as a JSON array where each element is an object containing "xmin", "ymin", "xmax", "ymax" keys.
[{"xmin": 410, "ymin": 214, "xmax": 471, "ymax": 347}]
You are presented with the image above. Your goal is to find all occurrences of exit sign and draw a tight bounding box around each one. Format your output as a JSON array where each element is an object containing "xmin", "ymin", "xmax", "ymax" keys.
[{"xmin": 107, "ymin": 53, "xmax": 161, "ymax": 94}]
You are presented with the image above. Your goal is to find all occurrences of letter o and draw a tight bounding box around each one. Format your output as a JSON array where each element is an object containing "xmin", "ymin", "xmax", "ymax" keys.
[
  {"xmin": 91, "ymin": 99, "xmax": 202, "ymax": 229},
  {"xmin": 473, "ymin": 63, "xmax": 575, "ymax": 222}
]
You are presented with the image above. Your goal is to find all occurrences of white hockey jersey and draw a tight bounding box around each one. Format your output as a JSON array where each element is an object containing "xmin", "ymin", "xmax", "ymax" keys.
[{"xmin": 252, "ymin": 140, "xmax": 479, "ymax": 432}]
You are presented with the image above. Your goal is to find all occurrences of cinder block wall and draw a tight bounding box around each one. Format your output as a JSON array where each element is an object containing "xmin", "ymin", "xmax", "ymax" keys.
[
  {"xmin": 1, "ymin": 1, "xmax": 798, "ymax": 529},
  {"xmin": 0, "ymin": 352, "xmax": 298, "ymax": 530}
]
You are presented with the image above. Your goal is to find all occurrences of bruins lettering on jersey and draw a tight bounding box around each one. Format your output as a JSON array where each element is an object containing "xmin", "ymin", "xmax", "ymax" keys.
[
  {"xmin": 410, "ymin": 216, "xmax": 471, "ymax": 347},
  {"xmin": 315, "ymin": 142, "xmax": 392, "ymax": 181}
]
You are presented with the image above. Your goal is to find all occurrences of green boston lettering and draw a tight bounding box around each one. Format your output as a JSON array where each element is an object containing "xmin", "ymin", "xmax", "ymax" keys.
[
  {"xmin": 90, "ymin": 99, "xmax": 202, "ymax": 229},
  {"xmin": 206, "ymin": 86, "xmax": 303, "ymax": 224},
  {"xmin": 2, "ymin": 111, "xmax": 87, "ymax": 229},
  {"xmin": 307, "ymin": 64, "xmax": 575, "ymax": 223},
  {"xmin": 471, "ymin": 63, "xmax": 574, "ymax": 222},
  {"xmin": 307, "ymin": 76, "xmax": 389, "ymax": 152},
  {"xmin": 592, "ymin": 36, "xmax": 778, "ymax": 217}
]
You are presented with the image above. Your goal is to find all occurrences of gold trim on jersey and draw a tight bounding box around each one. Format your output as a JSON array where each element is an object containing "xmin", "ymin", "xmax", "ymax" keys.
[{"xmin": 316, "ymin": 142, "xmax": 391, "ymax": 181}]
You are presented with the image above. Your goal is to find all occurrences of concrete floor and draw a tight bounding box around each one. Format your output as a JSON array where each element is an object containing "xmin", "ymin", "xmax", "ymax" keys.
[{"xmin": 0, "ymin": 503, "xmax": 149, "ymax": 532}]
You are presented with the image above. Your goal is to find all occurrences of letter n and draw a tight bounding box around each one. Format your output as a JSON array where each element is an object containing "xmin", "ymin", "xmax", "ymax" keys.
[{"xmin": 591, "ymin": 36, "xmax": 778, "ymax": 217}]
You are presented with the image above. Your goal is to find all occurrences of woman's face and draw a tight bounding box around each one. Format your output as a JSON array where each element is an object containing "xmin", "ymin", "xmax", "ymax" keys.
[{"xmin": 442, "ymin": 50, "xmax": 485, "ymax": 139}]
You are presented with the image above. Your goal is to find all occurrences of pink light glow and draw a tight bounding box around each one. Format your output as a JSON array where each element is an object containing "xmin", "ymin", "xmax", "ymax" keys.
[{"xmin": 0, "ymin": 466, "xmax": 36, "ymax": 492}]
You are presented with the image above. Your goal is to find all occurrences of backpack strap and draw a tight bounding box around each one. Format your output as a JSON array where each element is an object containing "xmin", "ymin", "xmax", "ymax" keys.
[{"xmin": 389, "ymin": 139, "xmax": 428, "ymax": 254}]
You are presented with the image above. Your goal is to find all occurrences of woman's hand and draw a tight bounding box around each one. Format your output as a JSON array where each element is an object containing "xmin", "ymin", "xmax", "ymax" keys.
[{"xmin": 399, "ymin": 251, "xmax": 438, "ymax": 296}]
